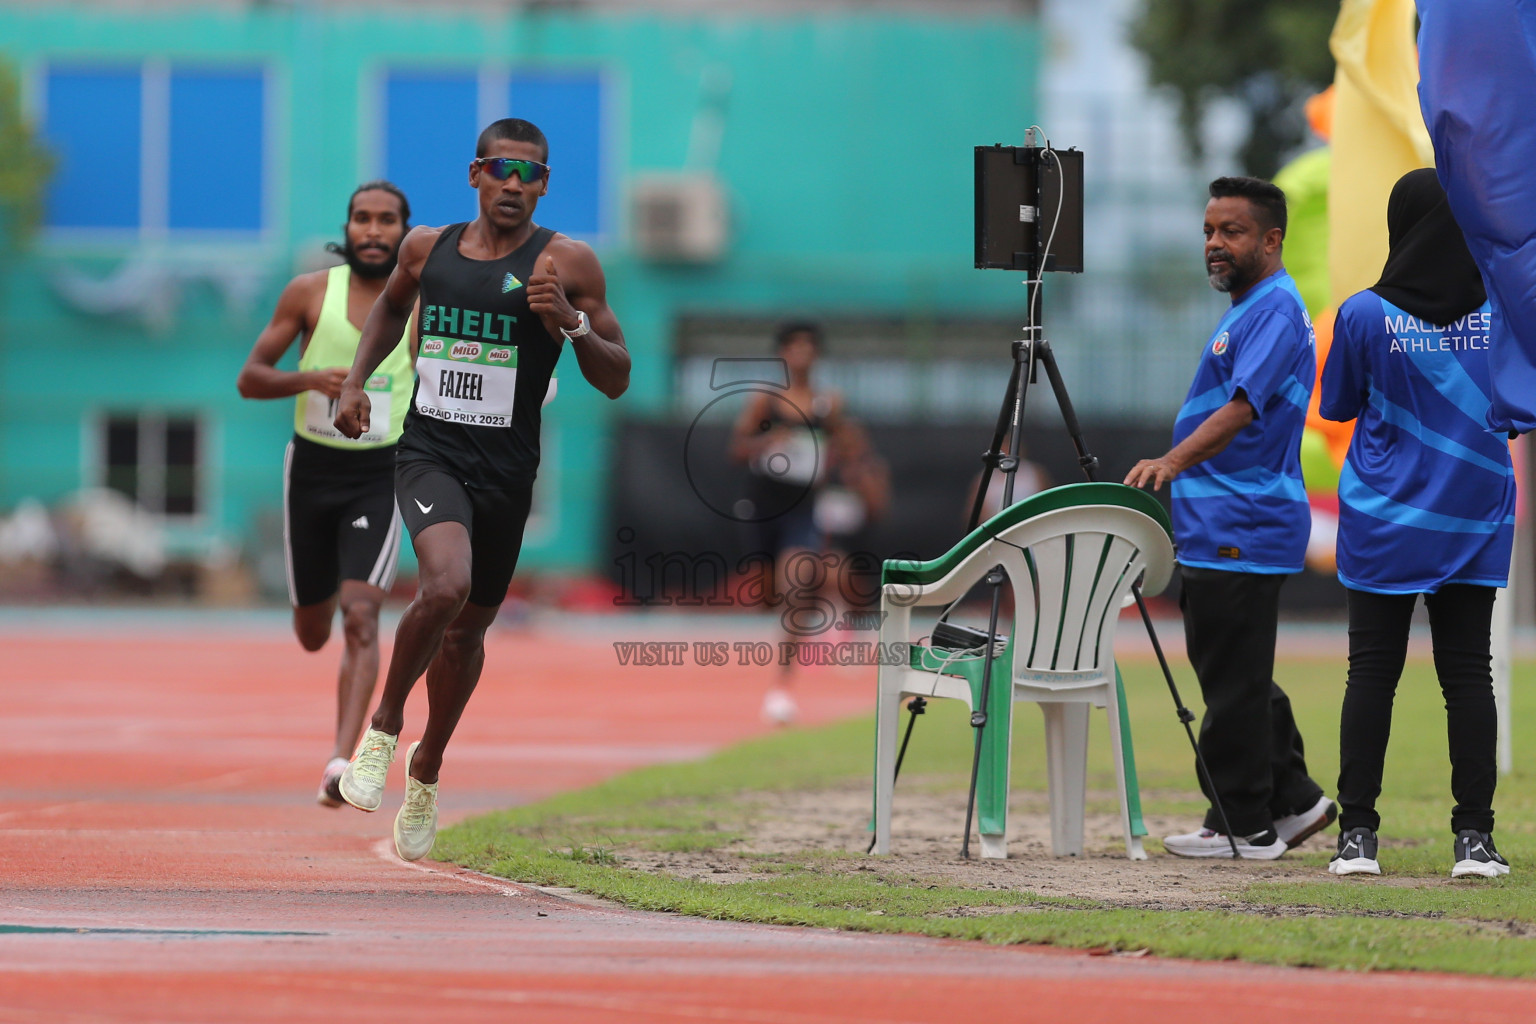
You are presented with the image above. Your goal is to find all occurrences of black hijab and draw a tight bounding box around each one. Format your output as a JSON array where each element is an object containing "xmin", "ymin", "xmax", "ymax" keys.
[{"xmin": 1371, "ymin": 167, "xmax": 1487, "ymax": 327}]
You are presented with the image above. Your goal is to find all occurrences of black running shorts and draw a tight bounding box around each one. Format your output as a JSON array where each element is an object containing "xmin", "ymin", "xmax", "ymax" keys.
[
  {"xmin": 395, "ymin": 456, "xmax": 534, "ymax": 608},
  {"xmin": 283, "ymin": 436, "xmax": 403, "ymax": 607}
]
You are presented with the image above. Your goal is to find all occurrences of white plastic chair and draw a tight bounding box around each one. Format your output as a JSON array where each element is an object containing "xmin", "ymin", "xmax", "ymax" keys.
[{"xmin": 871, "ymin": 482, "xmax": 1175, "ymax": 860}]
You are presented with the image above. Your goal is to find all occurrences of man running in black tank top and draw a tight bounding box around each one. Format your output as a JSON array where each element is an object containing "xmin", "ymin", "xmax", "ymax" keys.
[{"xmin": 332, "ymin": 118, "xmax": 630, "ymax": 860}]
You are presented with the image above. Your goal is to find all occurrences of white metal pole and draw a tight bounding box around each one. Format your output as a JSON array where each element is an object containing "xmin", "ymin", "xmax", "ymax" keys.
[{"xmin": 1494, "ymin": 527, "xmax": 1515, "ymax": 775}]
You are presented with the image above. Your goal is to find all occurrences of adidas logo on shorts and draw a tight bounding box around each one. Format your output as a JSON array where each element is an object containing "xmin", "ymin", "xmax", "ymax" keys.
[{"xmin": 352, "ymin": 516, "xmax": 370, "ymax": 530}]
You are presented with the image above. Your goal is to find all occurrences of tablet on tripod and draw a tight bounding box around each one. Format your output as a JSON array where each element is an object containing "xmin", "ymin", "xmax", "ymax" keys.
[{"xmin": 974, "ymin": 143, "xmax": 1085, "ymax": 273}]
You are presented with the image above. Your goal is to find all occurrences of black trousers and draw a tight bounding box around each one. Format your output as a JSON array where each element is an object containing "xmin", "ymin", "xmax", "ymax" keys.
[
  {"xmin": 1338, "ymin": 585, "xmax": 1497, "ymax": 835},
  {"xmin": 1180, "ymin": 566, "xmax": 1324, "ymax": 836}
]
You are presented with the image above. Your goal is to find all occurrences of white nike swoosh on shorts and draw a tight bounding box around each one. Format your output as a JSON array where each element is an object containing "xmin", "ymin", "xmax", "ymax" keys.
[{"xmin": 414, "ymin": 498, "xmax": 434, "ymax": 514}]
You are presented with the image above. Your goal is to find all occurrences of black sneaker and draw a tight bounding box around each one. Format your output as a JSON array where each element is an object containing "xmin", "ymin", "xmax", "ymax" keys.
[
  {"xmin": 1327, "ymin": 826, "xmax": 1380, "ymax": 876},
  {"xmin": 1451, "ymin": 830, "xmax": 1510, "ymax": 878}
]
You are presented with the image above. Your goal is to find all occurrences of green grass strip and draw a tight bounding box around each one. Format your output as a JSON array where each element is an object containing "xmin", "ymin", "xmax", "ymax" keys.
[{"xmin": 437, "ymin": 657, "xmax": 1536, "ymax": 976}]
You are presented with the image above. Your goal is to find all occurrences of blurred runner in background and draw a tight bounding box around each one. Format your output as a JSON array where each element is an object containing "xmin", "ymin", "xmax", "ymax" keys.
[
  {"xmin": 236, "ymin": 182, "xmax": 415, "ymax": 807},
  {"xmin": 730, "ymin": 323, "xmax": 846, "ymax": 724}
]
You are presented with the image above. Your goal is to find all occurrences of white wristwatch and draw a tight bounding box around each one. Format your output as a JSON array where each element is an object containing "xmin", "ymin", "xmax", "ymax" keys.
[{"xmin": 560, "ymin": 310, "xmax": 592, "ymax": 341}]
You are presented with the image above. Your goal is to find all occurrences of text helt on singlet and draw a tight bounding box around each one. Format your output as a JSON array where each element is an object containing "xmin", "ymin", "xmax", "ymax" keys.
[
  {"xmin": 412, "ymin": 302, "xmax": 559, "ymax": 426},
  {"xmin": 399, "ymin": 223, "xmax": 561, "ymax": 485}
]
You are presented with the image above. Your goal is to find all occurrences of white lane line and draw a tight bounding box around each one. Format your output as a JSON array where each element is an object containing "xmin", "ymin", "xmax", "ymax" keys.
[
  {"xmin": 369, "ymin": 838, "xmax": 527, "ymax": 897},
  {"xmin": 0, "ymin": 801, "xmax": 95, "ymax": 826}
]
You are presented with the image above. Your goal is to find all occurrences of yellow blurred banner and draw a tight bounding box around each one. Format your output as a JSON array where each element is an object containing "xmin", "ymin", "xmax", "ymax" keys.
[{"xmin": 1327, "ymin": 0, "xmax": 1434, "ymax": 306}]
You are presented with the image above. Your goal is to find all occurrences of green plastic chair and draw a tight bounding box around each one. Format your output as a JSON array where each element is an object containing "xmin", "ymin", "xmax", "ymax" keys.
[{"xmin": 871, "ymin": 482, "xmax": 1175, "ymax": 860}]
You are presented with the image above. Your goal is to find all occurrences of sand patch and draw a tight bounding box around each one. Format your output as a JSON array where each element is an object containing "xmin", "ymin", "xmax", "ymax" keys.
[{"xmin": 613, "ymin": 778, "xmax": 1358, "ymax": 910}]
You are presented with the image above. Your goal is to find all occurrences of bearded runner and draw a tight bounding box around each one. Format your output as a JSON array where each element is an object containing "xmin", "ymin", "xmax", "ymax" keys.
[{"xmin": 237, "ymin": 181, "xmax": 416, "ymax": 807}]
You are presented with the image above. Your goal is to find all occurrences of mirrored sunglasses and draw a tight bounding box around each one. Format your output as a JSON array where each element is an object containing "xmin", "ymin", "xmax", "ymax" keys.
[{"xmin": 474, "ymin": 157, "xmax": 550, "ymax": 183}]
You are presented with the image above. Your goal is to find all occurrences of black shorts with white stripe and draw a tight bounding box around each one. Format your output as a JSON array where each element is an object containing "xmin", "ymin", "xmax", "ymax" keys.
[{"xmin": 283, "ymin": 435, "xmax": 402, "ymax": 607}]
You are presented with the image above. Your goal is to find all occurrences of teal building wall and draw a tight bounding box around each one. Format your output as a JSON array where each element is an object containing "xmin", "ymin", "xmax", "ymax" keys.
[{"xmin": 0, "ymin": 5, "xmax": 1041, "ymax": 576}]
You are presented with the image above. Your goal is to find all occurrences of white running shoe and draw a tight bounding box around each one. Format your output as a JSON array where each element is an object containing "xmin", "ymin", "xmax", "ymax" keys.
[
  {"xmin": 1163, "ymin": 827, "xmax": 1287, "ymax": 860},
  {"xmin": 316, "ymin": 756, "xmax": 349, "ymax": 807},
  {"xmin": 1275, "ymin": 795, "xmax": 1338, "ymax": 849},
  {"xmin": 762, "ymin": 688, "xmax": 799, "ymax": 726},
  {"xmin": 393, "ymin": 741, "xmax": 439, "ymax": 862},
  {"xmin": 338, "ymin": 728, "xmax": 398, "ymax": 812}
]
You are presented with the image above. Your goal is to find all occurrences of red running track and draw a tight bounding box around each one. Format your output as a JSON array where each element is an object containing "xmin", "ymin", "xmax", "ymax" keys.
[{"xmin": 2, "ymin": 616, "xmax": 1533, "ymax": 1023}]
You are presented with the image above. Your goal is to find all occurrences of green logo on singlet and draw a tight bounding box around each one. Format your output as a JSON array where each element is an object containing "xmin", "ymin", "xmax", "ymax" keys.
[{"xmin": 502, "ymin": 273, "xmax": 522, "ymax": 293}]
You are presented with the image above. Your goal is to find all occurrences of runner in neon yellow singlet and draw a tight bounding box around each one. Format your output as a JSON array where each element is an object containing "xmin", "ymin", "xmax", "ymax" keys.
[{"xmin": 237, "ymin": 182, "xmax": 416, "ymax": 807}]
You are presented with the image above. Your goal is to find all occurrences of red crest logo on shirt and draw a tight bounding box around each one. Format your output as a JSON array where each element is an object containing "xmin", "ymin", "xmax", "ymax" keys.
[{"xmin": 1212, "ymin": 331, "xmax": 1230, "ymax": 356}]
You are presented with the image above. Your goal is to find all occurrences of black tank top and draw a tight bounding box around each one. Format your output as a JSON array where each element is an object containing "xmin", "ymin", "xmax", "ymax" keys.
[{"xmin": 399, "ymin": 223, "xmax": 560, "ymax": 487}]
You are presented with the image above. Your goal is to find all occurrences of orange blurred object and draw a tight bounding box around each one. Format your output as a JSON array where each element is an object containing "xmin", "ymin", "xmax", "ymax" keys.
[
  {"xmin": 1306, "ymin": 85, "xmax": 1336, "ymax": 142},
  {"xmin": 1306, "ymin": 307, "xmax": 1355, "ymax": 469}
]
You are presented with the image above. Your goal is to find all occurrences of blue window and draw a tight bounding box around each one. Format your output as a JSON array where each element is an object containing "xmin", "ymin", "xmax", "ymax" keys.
[
  {"xmin": 43, "ymin": 67, "xmax": 143, "ymax": 230},
  {"xmin": 168, "ymin": 70, "xmax": 265, "ymax": 231},
  {"xmin": 381, "ymin": 67, "xmax": 606, "ymax": 238},
  {"xmin": 41, "ymin": 63, "xmax": 267, "ymax": 236},
  {"xmin": 506, "ymin": 72, "xmax": 603, "ymax": 238},
  {"xmin": 383, "ymin": 73, "xmax": 479, "ymax": 229}
]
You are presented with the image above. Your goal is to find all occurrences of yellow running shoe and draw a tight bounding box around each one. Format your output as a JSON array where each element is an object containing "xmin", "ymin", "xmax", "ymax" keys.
[
  {"xmin": 338, "ymin": 728, "xmax": 398, "ymax": 812},
  {"xmin": 393, "ymin": 741, "xmax": 439, "ymax": 862}
]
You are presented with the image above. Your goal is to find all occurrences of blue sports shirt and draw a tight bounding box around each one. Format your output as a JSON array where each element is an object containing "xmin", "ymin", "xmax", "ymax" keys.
[
  {"xmin": 1170, "ymin": 268, "xmax": 1315, "ymax": 573},
  {"xmin": 1319, "ymin": 293, "xmax": 1514, "ymax": 594}
]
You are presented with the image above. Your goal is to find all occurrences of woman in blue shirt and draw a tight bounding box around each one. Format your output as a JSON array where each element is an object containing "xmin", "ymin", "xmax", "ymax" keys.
[{"xmin": 1319, "ymin": 168, "xmax": 1514, "ymax": 878}]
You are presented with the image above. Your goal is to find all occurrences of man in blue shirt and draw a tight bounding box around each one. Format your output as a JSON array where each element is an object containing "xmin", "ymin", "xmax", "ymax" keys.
[{"xmin": 1126, "ymin": 176, "xmax": 1333, "ymax": 859}]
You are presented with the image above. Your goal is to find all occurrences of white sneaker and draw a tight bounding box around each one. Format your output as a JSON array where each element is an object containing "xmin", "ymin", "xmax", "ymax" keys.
[
  {"xmin": 1163, "ymin": 827, "xmax": 1287, "ymax": 860},
  {"xmin": 393, "ymin": 741, "xmax": 439, "ymax": 862},
  {"xmin": 338, "ymin": 728, "xmax": 398, "ymax": 812},
  {"xmin": 1275, "ymin": 795, "xmax": 1338, "ymax": 849},
  {"xmin": 762, "ymin": 688, "xmax": 798, "ymax": 726},
  {"xmin": 316, "ymin": 756, "xmax": 349, "ymax": 807}
]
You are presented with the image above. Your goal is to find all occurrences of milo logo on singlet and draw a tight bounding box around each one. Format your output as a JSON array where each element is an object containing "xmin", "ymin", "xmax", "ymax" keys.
[{"xmin": 422, "ymin": 305, "xmax": 517, "ymax": 343}]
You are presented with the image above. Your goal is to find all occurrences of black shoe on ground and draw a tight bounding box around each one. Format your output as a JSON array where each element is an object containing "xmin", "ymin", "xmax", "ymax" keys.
[
  {"xmin": 1451, "ymin": 829, "xmax": 1510, "ymax": 878},
  {"xmin": 1327, "ymin": 826, "xmax": 1380, "ymax": 876}
]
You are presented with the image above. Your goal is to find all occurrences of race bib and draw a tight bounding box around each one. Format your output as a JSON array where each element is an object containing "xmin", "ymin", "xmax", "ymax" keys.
[
  {"xmin": 414, "ymin": 336, "xmax": 519, "ymax": 428},
  {"xmin": 304, "ymin": 373, "xmax": 392, "ymax": 445},
  {"xmin": 752, "ymin": 428, "xmax": 822, "ymax": 486}
]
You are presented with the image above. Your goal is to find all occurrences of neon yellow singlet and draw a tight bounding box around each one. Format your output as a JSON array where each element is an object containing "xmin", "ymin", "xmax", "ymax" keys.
[{"xmin": 293, "ymin": 265, "xmax": 414, "ymax": 450}]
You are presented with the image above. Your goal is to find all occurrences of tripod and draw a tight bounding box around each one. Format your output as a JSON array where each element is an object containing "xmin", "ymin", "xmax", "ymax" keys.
[
  {"xmin": 878, "ymin": 133, "xmax": 1240, "ymax": 860},
  {"xmin": 878, "ymin": 271, "xmax": 1242, "ymax": 862},
  {"xmin": 952, "ymin": 329, "xmax": 1240, "ymax": 860}
]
